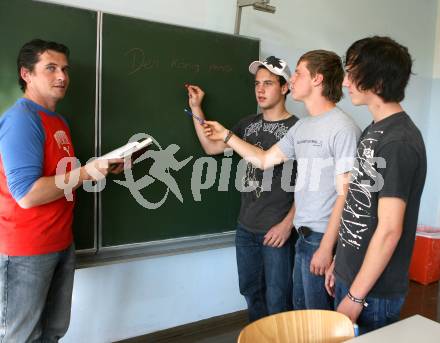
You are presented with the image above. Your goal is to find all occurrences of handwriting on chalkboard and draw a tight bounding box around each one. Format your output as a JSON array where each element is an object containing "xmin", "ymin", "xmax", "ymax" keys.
[
  {"xmin": 171, "ymin": 59, "xmax": 200, "ymax": 73},
  {"xmin": 209, "ymin": 64, "xmax": 233, "ymax": 73},
  {"xmin": 125, "ymin": 48, "xmax": 159, "ymax": 75},
  {"xmin": 125, "ymin": 48, "xmax": 233, "ymax": 76}
]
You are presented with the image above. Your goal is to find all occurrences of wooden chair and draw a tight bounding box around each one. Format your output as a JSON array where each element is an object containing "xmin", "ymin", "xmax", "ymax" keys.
[{"xmin": 237, "ymin": 310, "xmax": 355, "ymax": 343}]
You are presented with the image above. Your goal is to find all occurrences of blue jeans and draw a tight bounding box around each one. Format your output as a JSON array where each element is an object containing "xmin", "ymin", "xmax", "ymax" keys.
[
  {"xmin": 335, "ymin": 279, "xmax": 405, "ymax": 334},
  {"xmin": 0, "ymin": 244, "xmax": 75, "ymax": 342},
  {"xmin": 293, "ymin": 231, "xmax": 333, "ymax": 310},
  {"xmin": 235, "ymin": 224, "xmax": 295, "ymax": 322}
]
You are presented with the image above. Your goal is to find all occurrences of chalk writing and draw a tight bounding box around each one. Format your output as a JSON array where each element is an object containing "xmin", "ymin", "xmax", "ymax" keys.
[
  {"xmin": 209, "ymin": 64, "xmax": 232, "ymax": 73},
  {"xmin": 170, "ymin": 59, "xmax": 200, "ymax": 73},
  {"xmin": 125, "ymin": 48, "xmax": 159, "ymax": 75}
]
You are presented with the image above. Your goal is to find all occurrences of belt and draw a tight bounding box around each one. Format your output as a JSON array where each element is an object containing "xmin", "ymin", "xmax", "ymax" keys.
[{"xmin": 298, "ymin": 226, "xmax": 312, "ymax": 237}]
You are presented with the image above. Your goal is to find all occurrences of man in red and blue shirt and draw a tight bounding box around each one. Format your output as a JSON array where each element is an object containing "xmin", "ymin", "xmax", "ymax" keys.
[{"xmin": 0, "ymin": 39, "xmax": 123, "ymax": 342}]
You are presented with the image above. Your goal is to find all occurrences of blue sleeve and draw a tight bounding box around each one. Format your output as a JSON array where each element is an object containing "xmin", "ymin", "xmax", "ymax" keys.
[{"xmin": 0, "ymin": 106, "xmax": 45, "ymax": 201}]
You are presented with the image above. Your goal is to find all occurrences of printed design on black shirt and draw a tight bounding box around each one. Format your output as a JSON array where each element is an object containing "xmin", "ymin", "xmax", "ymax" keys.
[
  {"xmin": 339, "ymin": 130, "xmax": 384, "ymax": 250},
  {"xmin": 242, "ymin": 141, "xmax": 264, "ymax": 198},
  {"xmin": 263, "ymin": 121, "xmax": 291, "ymax": 140},
  {"xmin": 241, "ymin": 119, "xmax": 291, "ymax": 198},
  {"xmin": 244, "ymin": 120, "xmax": 263, "ymax": 138},
  {"xmin": 54, "ymin": 130, "xmax": 71, "ymax": 156}
]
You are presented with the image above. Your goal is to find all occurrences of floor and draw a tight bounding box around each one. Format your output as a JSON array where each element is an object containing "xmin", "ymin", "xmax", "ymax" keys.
[
  {"xmin": 126, "ymin": 281, "xmax": 439, "ymax": 343},
  {"xmin": 400, "ymin": 280, "xmax": 438, "ymax": 320}
]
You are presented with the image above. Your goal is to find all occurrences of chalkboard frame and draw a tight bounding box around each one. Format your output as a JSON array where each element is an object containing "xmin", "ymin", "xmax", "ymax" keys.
[
  {"xmin": 77, "ymin": 231, "xmax": 235, "ymax": 267},
  {"xmin": 75, "ymin": 9, "xmax": 101, "ymax": 256},
  {"xmin": 0, "ymin": 1, "xmax": 260, "ymax": 265},
  {"xmin": 75, "ymin": 11, "xmax": 260, "ymax": 266}
]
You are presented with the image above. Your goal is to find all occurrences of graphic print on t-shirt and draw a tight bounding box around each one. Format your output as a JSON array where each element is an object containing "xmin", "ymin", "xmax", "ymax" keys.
[
  {"xmin": 243, "ymin": 141, "xmax": 264, "ymax": 197},
  {"xmin": 241, "ymin": 119, "xmax": 291, "ymax": 198},
  {"xmin": 339, "ymin": 129, "xmax": 385, "ymax": 250},
  {"xmin": 54, "ymin": 130, "xmax": 72, "ymax": 157},
  {"xmin": 262, "ymin": 121, "xmax": 291, "ymax": 140}
]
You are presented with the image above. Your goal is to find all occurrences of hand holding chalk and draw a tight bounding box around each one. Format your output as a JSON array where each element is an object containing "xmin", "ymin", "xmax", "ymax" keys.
[{"xmin": 185, "ymin": 83, "xmax": 205, "ymax": 108}]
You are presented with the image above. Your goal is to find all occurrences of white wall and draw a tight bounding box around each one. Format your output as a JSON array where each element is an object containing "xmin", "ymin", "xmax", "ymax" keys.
[
  {"xmin": 67, "ymin": 247, "xmax": 243, "ymax": 342},
  {"xmin": 35, "ymin": 0, "xmax": 439, "ymax": 342},
  {"xmin": 419, "ymin": 0, "xmax": 440, "ymax": 227},
  {"xmin": 240, "ymin": 0, "xmax": 437, "ymax": 131},
  {"xmin": 41, "ymin": 0, "xmax": 236, "ymax": 32}
]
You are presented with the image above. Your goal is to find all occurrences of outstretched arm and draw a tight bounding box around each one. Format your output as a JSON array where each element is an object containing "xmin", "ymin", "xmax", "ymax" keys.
[
  {"xmin": 17, "ymin": 158, "xmax": 124, "ymax": 209},
  {"xmin": 203, "ymin": 120, "xmax": 287, "ymax": 170},
  {"xmin": 186, "ymin": 84, "xmax": 228, "ymax": 155}
]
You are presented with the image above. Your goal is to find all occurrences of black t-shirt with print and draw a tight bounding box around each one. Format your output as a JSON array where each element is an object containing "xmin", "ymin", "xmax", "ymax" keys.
[
  {"xmin": 335, "ymin": 112, "xmax": 427, "ymax": 297},
  {"xmin": 232, "ymin": 113, "xmax": 298, "ymax": 233}
]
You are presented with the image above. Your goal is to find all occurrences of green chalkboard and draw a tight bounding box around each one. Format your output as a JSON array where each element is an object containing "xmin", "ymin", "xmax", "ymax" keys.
[
  {"xmin": 100, "ymin": 14, "xmax": 259, "ymax": 246},
  {"xmin": 0, "ymin": 0, "xmax": 96, "ymax": 250}
]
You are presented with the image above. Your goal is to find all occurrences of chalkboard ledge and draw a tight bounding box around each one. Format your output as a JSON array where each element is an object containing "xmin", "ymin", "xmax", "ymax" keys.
[{"xmin": 75, "ymin": 231, "xmax": 235, "ymax": 268}]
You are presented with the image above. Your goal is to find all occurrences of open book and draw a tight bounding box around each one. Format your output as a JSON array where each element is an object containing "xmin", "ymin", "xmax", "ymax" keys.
[{"xmin": 99, "ymin": 137, "xmax": 153, "ymax": 160}]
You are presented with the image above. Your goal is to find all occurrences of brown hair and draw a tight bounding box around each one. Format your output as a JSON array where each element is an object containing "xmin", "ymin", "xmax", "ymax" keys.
[
  {"xmin": 298, "ymin": 50, "xmax": 344, "ymax": 103},
  {"xmin": 17, "ymin": 39, "xmax": 70, "ymax": 92}
]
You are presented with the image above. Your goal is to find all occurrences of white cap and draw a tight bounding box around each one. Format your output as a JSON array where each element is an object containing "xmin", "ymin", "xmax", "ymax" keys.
[{"xmin": 249, "ymin": 56, "xmax": 291, "ymax": 82}]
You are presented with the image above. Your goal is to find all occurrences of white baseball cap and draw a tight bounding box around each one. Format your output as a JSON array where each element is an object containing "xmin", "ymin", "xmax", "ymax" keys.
[{"xmin": 249, "ymin": 56, "xmax": 291, "ymax": 83}]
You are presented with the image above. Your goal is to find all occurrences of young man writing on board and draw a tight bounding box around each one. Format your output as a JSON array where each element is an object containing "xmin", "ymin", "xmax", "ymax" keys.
[
  {"xmin": 0, "ymin": 39, "xmax": 124, "ymax": 341},
  {"xmin": 202, "ymin": 50, "xmax": 361, "ymax": 311},
  {"xmin": 186, "ymin": 56, "xmax": 297, "ymax": 322},
  {"xmin": 325, "ymin": 36, "xmax": 427, "ymax": 334}
]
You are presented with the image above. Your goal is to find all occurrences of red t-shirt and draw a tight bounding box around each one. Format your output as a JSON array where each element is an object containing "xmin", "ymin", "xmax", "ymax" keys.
[{"xmin": 0, "ymin": 99, "xmax": 75, "ymax": 256}]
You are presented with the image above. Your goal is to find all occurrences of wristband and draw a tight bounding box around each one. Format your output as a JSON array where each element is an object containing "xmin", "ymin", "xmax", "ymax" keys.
[
  {"xmin": 224, "ymin": 130, "xmax": 233, "ymax": 144},
  {"xmin": 347, "ymin": 291, "xmax": 368, "ymax": 307}
]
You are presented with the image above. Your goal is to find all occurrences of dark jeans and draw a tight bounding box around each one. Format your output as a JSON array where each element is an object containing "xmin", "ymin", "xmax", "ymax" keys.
[
  {"xmin": 235, "ymin": 223, "xmax": 295, "ymax": 322},
  {"xmin": 293, "ymin": 231, "xmax": 333, "ymax": 310},
  {"xmin": 335, "ymin": 279, "xmax": 405, "ymax": 334}
]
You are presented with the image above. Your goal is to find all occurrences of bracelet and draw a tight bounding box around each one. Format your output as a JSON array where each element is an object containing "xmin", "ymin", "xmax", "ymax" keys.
[
  {"xmin": 347, "ymin": 291, "xmax": 368, "ymax": 307},
  {"xmin": 224, "ymin": 130, "xmax": 233, "ymax": 144}
]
